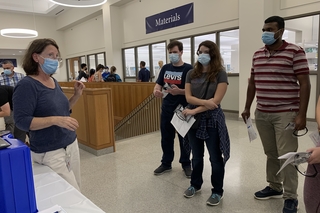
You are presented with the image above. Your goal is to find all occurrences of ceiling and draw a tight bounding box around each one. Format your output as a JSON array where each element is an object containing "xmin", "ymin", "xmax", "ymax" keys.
[{"xmin": 0, "ymin": 0, "xmax": 69, "ymax": 17}]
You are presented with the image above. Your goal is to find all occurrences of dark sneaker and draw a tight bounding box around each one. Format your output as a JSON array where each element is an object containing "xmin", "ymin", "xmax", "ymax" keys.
[
  {"xmin": 283, "ymin": 199, "xmax": 298, "ymax": 213},
  {"xmin": 154, "ymin": 165, "xmax": 172, "ymax": 175},
  {"xmin": 254, "ymin": 186, "xmax": 283, "ymax": 200},
  {"xmin": 183, "ymin": 167, "xmax": 192, "ymax": 178},
  {"xmin": 184, "ymin": 186, "xmax": 201, "ymax": 198},
  {"xmin": 206, "ymin": 193, "xmax": 223, "ymax": 206}
]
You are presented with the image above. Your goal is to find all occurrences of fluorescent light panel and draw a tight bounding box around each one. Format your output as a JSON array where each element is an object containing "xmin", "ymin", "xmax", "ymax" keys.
[
  {"xmin": 49, "ymin": 0, "xmax": 107, "ymax": 7},
  {"xmin": 0, "ymin": 28, "xmax": 38, "ymax": 38}
]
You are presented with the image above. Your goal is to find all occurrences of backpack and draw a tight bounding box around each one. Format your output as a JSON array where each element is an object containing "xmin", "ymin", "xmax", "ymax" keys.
[{"xmin": 105, "ymin": 74, "xmax": 116, "ymax": 82}]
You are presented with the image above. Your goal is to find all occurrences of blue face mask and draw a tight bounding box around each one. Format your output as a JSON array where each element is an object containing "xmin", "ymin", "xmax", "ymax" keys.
[
  {"xmin": 198, "ymin": 54, "xmax": 211, "ymax": 66},
  {"xmin": 262, "ymin": 31, "xmax": 279, "ymax": 45},
  {"xmin": 169, "ymin": 53, "xmax": 180, "ymax": 64},
  {"xmin": 3, "ymin": 69, "xmax": 12, "ymax": 75},
  {"xmin": 39, "ymin": 56, "xmax": 59, "ymax": 75}
]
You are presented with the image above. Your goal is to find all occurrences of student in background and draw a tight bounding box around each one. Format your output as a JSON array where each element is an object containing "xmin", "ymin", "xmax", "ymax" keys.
[
  {"xmin": 93, "ymin": 64, "xmax": 104, "ymax": 82},
  {"xmin": 138, "ymin": 61, "xmax": 150, "ymax": 82},
  {"xmin": 106, "ymin": 66, "xmax": 122, "ymax": 82},
  {"xmin": 88, "ymin": 69, "xmax": 95, "ymax": 82}
]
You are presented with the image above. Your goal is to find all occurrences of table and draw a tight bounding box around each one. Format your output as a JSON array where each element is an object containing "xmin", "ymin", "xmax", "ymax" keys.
[{"xmin": 33, "ymin": 163, "xmax": 105, "ymax": 213}]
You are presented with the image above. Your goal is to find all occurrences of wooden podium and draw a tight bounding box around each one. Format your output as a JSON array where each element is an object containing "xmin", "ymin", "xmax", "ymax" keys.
[{"xmin": 62, "ymin": 87, "xmax": 115, "ymax": 155}]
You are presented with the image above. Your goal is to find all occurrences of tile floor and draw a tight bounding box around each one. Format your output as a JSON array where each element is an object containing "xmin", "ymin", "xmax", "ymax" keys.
[{"xmin": 79, "ymin": 116, "xmax": 317, "ymax": 213}]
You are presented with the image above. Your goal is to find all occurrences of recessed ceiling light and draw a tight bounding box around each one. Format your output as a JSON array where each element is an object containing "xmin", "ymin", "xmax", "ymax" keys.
[
  {"xmin": 49, "ymin": 0, "xmax": 107, "ymax": 7},
  {"xmin": 0, "ymin": 28, "xmax": 38, "ymax": 38}
]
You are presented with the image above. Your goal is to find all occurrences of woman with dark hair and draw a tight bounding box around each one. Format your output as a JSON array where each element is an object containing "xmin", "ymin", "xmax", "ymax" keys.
[
  {"xmin": 13, "ymin": 38, "xmax": 85, "ymax": 191},
  {"xmin": 93, "ymin": 64, "xmax": 104, "ymax": 82},
  {"xmin": 182, "ymin": 40, "xmax": 230, "ymax": 206},
  {"xmin": 88, "ymin": 68, "xmax": 96, "ymax": 82}
]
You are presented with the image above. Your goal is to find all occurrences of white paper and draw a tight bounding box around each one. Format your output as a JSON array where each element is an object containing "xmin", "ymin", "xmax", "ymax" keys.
[
  {"xmin": 276, "ymin": 151, "xmax": 310, "ymax": 175},
  {"xmin": 309, "ymin": 130, "xmax": 320, "ymax": 147},
  {"xmin": 246, "ymin": 117, "xmax": 257, "ymax": 142},
  {"xmin": 170, "ymin": 105, "xmax": 196, "ymax": 137},
  {"xmin": 38, "ymin": 205, "xmax": 67, "ymax": 213}
]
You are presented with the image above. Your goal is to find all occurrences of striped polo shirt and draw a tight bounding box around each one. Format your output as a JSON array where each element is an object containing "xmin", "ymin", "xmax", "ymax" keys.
[{"xmin": 251, "ymin": 40, "xmax": 309, "ymax": 113}]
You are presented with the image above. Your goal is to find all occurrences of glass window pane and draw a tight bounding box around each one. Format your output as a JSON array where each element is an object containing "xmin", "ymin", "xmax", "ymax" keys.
[
  {"xmin": 177, "ymin": 38, "xmax": 191, "ymax": 64},
  {"xmin": 137, "ymin": 45, "xmax": 150, "ymax": 73},
  {"xmin": 97, "ymin": 53, "xmax": 105, "ymax": 66},
  {"xmin": 152, "ymin": 42, "xmax": 166, "ymax": 82},
  {"xmin": 88, "ymin": 55, "xmax": 96, "ymax": 70},
  {"xmin": 194, "ymin": 33, "xmax": 216, "ymax": 52},
  {"xmin": 220, "ymin": 29, "xmax": 239, "ymax": 73},
  {"xmin": 80, "ymin": 56, "xmax": 86, "ymax": 64},
  {"xmin": 124, "ymin": 48, "xmax": 135, "ymax": 77},
  {"xmin": 285, "ymin": 15, "xmax": 319, "ymax": 71}
]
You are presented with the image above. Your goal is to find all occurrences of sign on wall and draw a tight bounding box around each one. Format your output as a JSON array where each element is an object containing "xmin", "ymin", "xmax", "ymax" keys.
[{"xmin": 146, "ymin": 3, "xmax": 194, "ymax": 34}]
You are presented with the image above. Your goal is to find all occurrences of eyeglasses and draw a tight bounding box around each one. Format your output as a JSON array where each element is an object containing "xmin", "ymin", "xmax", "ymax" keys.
[
  {"xmin": 292, "ymin": 153, "xmax": 318, "ymax": 177},
  {"xmin": 39, "ymin": 54, "xmax": 63, "ymax": 63},
  {"xmin": 284, "ymin": 123, "xmax": 308, "ymax": 137}
]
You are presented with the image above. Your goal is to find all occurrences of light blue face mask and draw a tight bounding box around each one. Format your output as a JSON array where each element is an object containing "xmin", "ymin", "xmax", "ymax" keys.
[
  {"xmin": 3, "ymin": 69, "xmax": 12, "ymax": 75},
  {"xmin": 169, "ymin": 53, "xmax": 180, "ymax": 64},
  {"xmin": 39, "ymin": 56, "xmax": 59, "ymax": 75},
  {"xmin": 262, "ymin": 30, "xmax": 280, "ymax": 45},
  {"xmin": 197, "ymin": 54, "xmax": 211, "ymax": 66}
]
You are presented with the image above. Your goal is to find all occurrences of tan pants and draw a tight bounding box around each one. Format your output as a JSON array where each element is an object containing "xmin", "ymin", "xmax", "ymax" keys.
[
  {"xmin": 31, "ymin": 139, "xmax": 81, "ymax": 191},
  {"xmin": 255, "ymin": 110, "xmax": 298, "ymax": 199}
]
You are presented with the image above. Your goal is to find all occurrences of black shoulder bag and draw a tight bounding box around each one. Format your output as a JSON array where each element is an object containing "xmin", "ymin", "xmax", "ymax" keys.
[{"xmin": 191, "ymin": 81, "xmax": 210, "ymax": 129}]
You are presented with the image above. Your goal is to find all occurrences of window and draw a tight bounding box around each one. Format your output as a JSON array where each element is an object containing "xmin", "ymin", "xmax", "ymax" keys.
[
  {"xmin": 220, "ymin": 29, "xmax": 239, "ymax": 73},
  {"xmin": 88, "ymin": 55, "xmax": 96, "ymax": 70},
  {"xmin": 124, "ymin": 48, "xmax": 135, "ymax": 77},
  {"xmin": 97, "ymin": 53, "xmax": 106, "ymax": 67},
  {"xmin": 152, "ymin": 42, "xmax": 166, "ymax": 82},
  {"xmin": 177, "ymin": 38, "xmax": 191, "ymax": 64},
  {"xmin": 285, "ymin": 15, "xmax": 319, "ymax": 71},
  {"xmin": 137, "ymin": 45, "xmax": 150, "ymax": 72}
]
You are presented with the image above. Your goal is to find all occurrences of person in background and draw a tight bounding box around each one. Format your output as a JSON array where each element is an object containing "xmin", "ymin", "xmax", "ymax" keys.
[
  {"xmin": 182, "ymin": 40, "xmax": 230, "ymax": 206},
  {"xmin": 93, "ymin": 64, "xmax": 104, "ymax": 82},
  {"xmin": 13, "ymin": 38, "xmax": 85, "ymax": 191},
  {"xmin": 241, "ymin": 16, "xmax": 310, "ymax": 213},
  {"xmin": 0, "ymin": 60, "xmax": 25, "ymax": 141},
  {"xmin": 153, "ymin": 40, "xmax": 192, "ymax": 178},
  {"xmin": 77, "ymin": 63, "xmax": 88, "ymax": 81},
  {"xmin": 138, "ymin": 61, "xmax": 150, "ymax": 82},
  {"xmin": 0, "ymin": 85, "xmax": 25, "ymax": 142},
  {"xmin": 105, "ymin": 66, "xmax": 122, "ymax": 82},
  {"xmin": 303, "ymin": 95, "xmax": 320, "ymax": 213},
  {"xmin": 154, "ymin": 60, "xmax": 164, "ymax": 82},
  {"xmin": 88, "ymin": 69, "xmax": 95, "ymax": 82},
  {"xmin": 102, "ymin": 66, "xmax": 110, "ymax": 81}
]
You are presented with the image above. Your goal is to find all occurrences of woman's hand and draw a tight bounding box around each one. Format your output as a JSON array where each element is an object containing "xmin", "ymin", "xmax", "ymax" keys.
[
  {"xmin": 56, "ymin": 116, "xmax": 79, "ymax": 131},
  {"xmin": 307, "ymin": 147, "xmax": 320, "ymax": 164},
  {"xmin": 74, "ymin": 81, "xmax": 85, "ymax": 97},
  {"xmin": 203, "ymin": 98, "xmax": 218, "ymax": 110},
  {"xmin": 182, "ymin": 108, "xmax": 197, "ymax": 116}
]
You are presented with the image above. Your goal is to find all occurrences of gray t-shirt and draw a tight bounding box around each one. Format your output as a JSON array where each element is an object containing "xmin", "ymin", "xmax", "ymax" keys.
[{"xmin": 186, "ymin": 70, "xmax": 228, "ymax": 99}]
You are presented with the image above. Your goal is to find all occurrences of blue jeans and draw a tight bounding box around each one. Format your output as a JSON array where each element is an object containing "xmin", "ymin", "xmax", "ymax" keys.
[
  {"xmin": 188, "ymin": 127, "xmax": 224, "ymax": 195},
  {"xmin": 160, "ymin": 108, "xmax": 191, "ymax": 168}
]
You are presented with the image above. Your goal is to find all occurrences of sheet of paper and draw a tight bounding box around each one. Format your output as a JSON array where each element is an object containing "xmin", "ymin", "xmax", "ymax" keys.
[
  {"xmin": 246, "ymin": 117, "xmax": 257, "ymax": 142},
  {"xmin": 171, "ymin": 105, "xmax": 196, "ymax": 137},
  {"xmin": 309, "ymin": 130, "xmax": 320, "ymax": 147},
  {"xmin": 38, "ymin": 205, "xmax": 67, "ymax": 213},
  {"xmin": 276, "ymin": 151, "xmax": 310, "ymax": 175}
]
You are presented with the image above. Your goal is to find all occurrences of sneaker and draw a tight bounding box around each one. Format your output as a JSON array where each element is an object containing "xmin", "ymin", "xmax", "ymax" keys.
[
  {"xmin": 206, "ymin": 193, "xmax": 223, "ymax": 206},
  {"xmin": 154, "ymin": 165, "xmax": 172, "ymax": 175},
  {"xmin": 283, "ymin": 199, "xmax": 298, "ymax": 213},
  {"xmin": 183, "ymin": 167, "xmax": 192, "ymax": 178},
  {"xmin": 184, "ymin": 186, "xmax": 201, "ymax": 198},
  {"xmin": 254, "ymin": 186, "xmax": 283, "ymax": 200}
]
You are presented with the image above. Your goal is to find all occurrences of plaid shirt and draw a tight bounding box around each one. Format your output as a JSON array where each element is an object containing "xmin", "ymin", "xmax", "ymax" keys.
[
  {"xmin": 195, "ymin": 105, "xmax": 230, "ymax": 164},
  {"xmin": 0, "ymin": 72, "xmax": 25, "ymax": 87}
]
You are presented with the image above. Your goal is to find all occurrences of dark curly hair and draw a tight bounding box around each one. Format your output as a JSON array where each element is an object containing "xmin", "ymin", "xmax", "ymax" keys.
[
  {"xmin": 22, "ymin": 38, "xmax": 60, "ymax": 76},
  {"xmin": 190, "ymin": 40, "xmax": 225, "ymax": 82}
]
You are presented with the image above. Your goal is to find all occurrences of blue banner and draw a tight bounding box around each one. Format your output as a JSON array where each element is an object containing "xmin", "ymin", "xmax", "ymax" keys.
[{"xmin": 146, "ymin": 3, "xmax": 194, "ymax": 34}]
